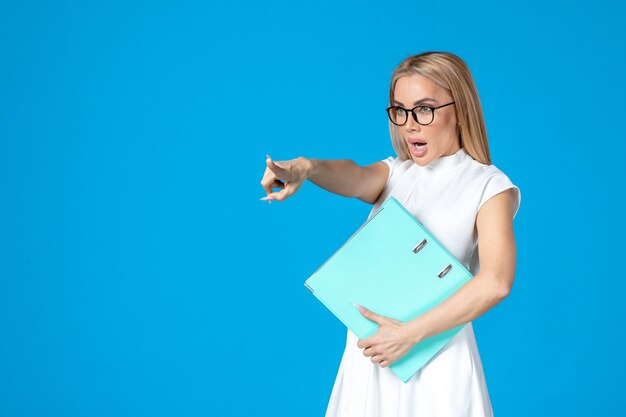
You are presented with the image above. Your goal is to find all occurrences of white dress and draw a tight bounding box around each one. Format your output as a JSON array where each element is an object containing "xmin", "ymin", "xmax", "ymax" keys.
[{"xmin": 325, "ymin": 147, "xmax": 521, "ymax": 417}]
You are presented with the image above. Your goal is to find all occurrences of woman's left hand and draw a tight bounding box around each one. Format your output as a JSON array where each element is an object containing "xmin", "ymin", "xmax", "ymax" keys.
[{"xmin": 355, "ymin": 305, "xmax": 417, "ymax": 368}]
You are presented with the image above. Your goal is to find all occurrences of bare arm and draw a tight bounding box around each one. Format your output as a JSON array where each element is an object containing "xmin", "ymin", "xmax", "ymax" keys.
[
  {"xmin": 356, "ymin": 188, "xmax": 518, "ymax": 367},
  {"xmin": 304, "ymin": 158, "xmax": 389, "ymax": 204},
  {"xmin": 404, "ymin": 187, "xmax": 517, "ymax": 341},
  {"xmin": 261, "ymin": 155, "xmax": 389, "ymax": 205}
]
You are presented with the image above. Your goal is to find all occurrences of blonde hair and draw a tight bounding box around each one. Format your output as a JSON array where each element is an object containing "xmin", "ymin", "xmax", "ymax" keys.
[{"xmin": 389, "ymin": 52, "xmax": 491, "ymax": 165}]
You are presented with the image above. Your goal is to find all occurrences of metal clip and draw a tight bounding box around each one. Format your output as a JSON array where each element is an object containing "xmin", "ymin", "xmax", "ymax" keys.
[
  {"xmin": 412, "ymin": 239, "xmax": 427, "ymax": 254},
  {"xmin": 438, "ymin": 264, "xmax": 452, "ymax": 279}
]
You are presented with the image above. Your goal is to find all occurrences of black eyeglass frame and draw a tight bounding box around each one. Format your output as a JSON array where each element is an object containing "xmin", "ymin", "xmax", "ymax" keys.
[{"xmin": 386, "ymin": 101, "xmax": 456, "ymax": 126}]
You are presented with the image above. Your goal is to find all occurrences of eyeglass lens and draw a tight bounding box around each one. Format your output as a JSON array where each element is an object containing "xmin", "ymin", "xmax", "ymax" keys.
[{"xmin": 389, "ymin": 106, "xmax": 434, "ymax": 126}]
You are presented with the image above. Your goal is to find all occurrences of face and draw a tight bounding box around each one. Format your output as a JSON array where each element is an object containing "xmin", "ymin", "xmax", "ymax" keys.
[{"xmin": 393, "ymin": 74, "xmax": 460, "ymax": 166}]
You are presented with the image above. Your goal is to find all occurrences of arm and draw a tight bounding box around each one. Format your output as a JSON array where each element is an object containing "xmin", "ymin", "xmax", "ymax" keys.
[
  {"xmin": 304, "ymin": 158, "xmax": 389, "ymax": 204},
  {"xmin": 356, "ymin": 188, "xmax": 518, "ymax": 367},
  {"xmin": 261, "ymin": 154, "xmax": 389, "ymax": 204},
  {"xmin": 404, "ymin": 187, "xmax": 517, "ymax": 342}
]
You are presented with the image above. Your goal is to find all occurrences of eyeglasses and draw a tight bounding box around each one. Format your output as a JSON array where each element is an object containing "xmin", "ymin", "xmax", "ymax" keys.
[{"xmin": 386, "ymin": 102, "xmax": 455, "ymax": 126}]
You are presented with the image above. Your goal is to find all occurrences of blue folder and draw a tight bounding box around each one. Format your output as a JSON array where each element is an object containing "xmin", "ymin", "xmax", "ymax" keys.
[{"xmin": 304, "ymin": 196, "xmax": 473, "ymax": 383}]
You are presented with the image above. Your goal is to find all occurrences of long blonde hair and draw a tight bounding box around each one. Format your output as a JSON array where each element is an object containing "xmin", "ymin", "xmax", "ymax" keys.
[{"xmin": 389, "ymin": 52, "xmax": 491, "ymax": 165}]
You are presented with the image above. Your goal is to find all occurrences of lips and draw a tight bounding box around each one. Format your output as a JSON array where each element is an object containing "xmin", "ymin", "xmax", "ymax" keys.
[
  {"xmin": 407, "ymin": 138, "xmax": 428, "ymax": 157},
  {"xmin": 408, "ymin": 138, "xmax": 427, "ymax": 146}
]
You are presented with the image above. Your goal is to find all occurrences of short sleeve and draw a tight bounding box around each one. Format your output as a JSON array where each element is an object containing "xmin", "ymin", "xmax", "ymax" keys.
[
  {"xmin": 380, "ymin": 156, "xmax": 401, "ymax": 191},
  {"xmin": 477, "ymin": 170, "xmax": 521, "ymax": 219}
]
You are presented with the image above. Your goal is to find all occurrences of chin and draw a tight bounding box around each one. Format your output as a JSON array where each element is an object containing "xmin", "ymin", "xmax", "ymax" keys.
[
  {"xmin": 410, "ymin": 157, "xmax": 428, "ymax": 166},
  {"xmin": 410, "ymin": 154, "xmax": 434, "ymax": 166}
]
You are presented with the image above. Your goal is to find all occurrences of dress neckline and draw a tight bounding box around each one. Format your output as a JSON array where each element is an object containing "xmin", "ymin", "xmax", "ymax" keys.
[{"xmin": 421, "ymin": 147, "xmax": 470, "ymax": 172}]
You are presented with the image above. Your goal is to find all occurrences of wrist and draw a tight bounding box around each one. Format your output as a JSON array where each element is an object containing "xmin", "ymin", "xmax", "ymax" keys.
[
  {"xmin": 300, "ymin": 156, "xmax": 316, "ymax": 179},
  {"xmin": 404, "ymin": 316, "xmax": 428, "ymax": 345}
]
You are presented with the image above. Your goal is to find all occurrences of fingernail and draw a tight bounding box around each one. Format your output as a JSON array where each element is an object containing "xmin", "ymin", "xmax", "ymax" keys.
[{"xmin": 353, "ymin": 303, "xmax": 364, "ymax": 312}]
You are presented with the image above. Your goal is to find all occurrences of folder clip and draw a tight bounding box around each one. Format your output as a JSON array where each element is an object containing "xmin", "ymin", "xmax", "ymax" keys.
[
  {"xmin": 438, "ymin": 264, "xmax": 452, "ymax": 279},
  {"xmin": 412, "ymin": 239, "xmax": 428, "ymax": 254}
]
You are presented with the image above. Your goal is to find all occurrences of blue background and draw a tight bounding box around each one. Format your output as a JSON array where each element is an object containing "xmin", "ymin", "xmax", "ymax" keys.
[{"xmin": 1, "ymin": 0, "xmax": 625, "ymax": 416}]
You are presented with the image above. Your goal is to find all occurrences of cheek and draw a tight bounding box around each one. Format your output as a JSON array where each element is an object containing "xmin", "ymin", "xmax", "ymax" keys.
[
  {"xmin": 437, "ymin": 113, "xmax": 456, "ymax": 129},
  {"xmin": 430, "ymin": 118, "xmax": 457, "ymax": 140}
]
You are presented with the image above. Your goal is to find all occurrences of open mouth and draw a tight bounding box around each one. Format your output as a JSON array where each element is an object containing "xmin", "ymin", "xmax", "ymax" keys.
[
  {"xmin": 408, "ymin": 139, "xmax": 428, "ymax": 157},
  {"xmin": 410, "ymin": 140, "xmax": 427, "ymax": 149}
]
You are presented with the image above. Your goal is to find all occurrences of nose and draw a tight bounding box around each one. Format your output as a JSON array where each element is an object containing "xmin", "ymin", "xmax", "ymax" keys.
[{"xmin": 404, "ymin": 112, "xmax": 421, "ymax": 132}]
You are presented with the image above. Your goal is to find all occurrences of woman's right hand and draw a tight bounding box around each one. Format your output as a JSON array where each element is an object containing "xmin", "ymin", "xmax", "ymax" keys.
[{"xmin": 260, "ymin": 154, "xmax": 311, "ymax": 202}]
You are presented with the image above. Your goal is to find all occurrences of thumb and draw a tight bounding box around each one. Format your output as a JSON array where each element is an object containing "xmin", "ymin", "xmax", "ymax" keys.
[{"xmin": 354, "ymin": 304, "xmax": 384, "ymax": 325}]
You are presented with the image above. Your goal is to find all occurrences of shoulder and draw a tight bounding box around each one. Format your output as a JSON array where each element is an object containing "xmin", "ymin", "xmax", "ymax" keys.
[
  {"xmin": 379, "ymin": 155, "xmax": 415, "ymax": 183},
  {"xmin": 463, "ymin": 156, "xmax": 507, "ymax": 178},
  {"xmin": 381, "ymin": 155, "xmax": 413, "ymax": 172},
  {"xmin": 462, "ymin": 158, "xmax": 522, "ymax": 219}
]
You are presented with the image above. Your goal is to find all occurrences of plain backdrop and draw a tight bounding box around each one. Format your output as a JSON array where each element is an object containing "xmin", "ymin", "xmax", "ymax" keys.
[{"xmin": 1, "ymin": 0, "xmax": 625, "ymax": 416}]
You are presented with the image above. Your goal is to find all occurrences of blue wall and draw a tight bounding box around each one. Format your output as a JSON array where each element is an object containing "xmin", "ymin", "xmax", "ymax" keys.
[{"xmin": 1, "ymin": 1, "xmax": 624, "ymax": 415}]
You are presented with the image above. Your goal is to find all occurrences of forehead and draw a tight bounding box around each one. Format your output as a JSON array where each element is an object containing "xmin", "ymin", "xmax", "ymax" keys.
[{"xmin": 394, "ymin": 74, "xmax": 449, "ymax": 103}]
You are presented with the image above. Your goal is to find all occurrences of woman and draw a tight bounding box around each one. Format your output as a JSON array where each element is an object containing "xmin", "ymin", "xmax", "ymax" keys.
[{"xmin": 260, "ymin": 51, "xmax": 520, "ymax": 417}]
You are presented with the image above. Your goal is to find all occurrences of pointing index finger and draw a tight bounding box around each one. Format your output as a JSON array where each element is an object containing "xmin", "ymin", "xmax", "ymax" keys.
[{"xmin": 266, "ymin": 155, "xmax": 287, "ymax": 176}]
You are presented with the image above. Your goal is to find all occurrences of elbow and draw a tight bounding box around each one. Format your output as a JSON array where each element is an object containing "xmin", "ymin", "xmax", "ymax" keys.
[
  {"xmin": 496, "ymin": 284, "xmax": 511, "ymax": 301},
  {"xmin": 495, "ymin": 278, "xmax": 514, "ymax": 301},
  {"xmin": 484, "ymin": 272, "xmax": 513, "ymax": 301}
]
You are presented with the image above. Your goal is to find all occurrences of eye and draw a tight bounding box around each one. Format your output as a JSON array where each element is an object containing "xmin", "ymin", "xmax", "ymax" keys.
[
  {"xmin": 417, "ymin": 106, "xmax": 432, "ymax": 114},
  {"xmin": 394, "ymin": 107, "xmax": 407, "ymax": 115}
]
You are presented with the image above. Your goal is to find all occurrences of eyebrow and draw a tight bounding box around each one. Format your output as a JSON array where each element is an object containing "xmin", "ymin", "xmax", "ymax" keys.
[{"xmin": 393, "ymin": 98, "xmax": 438, "ymax": 106}]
